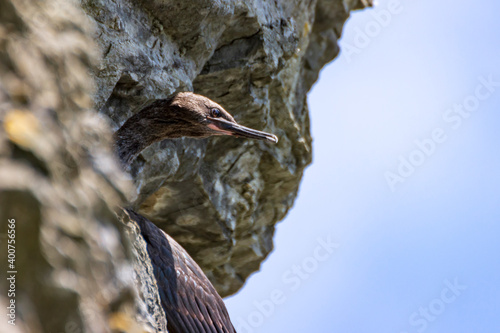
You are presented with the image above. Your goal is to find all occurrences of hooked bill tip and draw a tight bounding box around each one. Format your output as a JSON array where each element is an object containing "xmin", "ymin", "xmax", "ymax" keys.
[{"xmin": 267, "ymin": 134, "xmax": 278, "ymax": 144}]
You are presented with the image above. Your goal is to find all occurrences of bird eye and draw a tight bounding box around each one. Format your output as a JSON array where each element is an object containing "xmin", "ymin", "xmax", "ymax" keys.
[{"xmin": 210, "ymin": 108, "xmax": 221, "ymax": 117}]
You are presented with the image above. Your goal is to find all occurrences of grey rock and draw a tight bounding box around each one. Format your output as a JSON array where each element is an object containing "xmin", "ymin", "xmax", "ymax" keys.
[
  {"xmin": 83, "ymin": 0, "xmax": 371, "ymax": 297},
  {"xmin": 0, "ymin": 0, "xmax": 162, "ymax": 331},
  {"xmin": 0, "ymin": 0, "xmax": 371, "ymax": 331}
]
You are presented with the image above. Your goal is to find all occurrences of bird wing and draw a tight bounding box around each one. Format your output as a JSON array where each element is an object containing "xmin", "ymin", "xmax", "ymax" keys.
[{"xmin": 126, "ymin": 209, "xmax": 236, "ymax": 333}]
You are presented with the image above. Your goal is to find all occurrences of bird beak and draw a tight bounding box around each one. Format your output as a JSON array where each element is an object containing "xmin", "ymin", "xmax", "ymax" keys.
[{"xmin": 207, "ymin": 117, "xmax": 278, "ymax": 143}]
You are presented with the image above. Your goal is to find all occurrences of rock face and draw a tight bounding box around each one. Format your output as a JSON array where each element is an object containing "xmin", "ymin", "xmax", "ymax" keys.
[
  {"xmin": 0, "ymin": 0, "xmax": 370, "ymax": 331},
  {"xmin": 85, "ymin": 0, "xmax": 371, "ymax": 297},
  {"xmin": 0, "ymin": 0, "xmax": 143, "ymax": 332}
]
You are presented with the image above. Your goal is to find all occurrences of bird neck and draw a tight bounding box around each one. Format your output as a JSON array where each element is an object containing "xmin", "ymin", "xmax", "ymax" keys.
[
  {"xmin": 115, "ymin": 120, "xmax": 149, "ymax": 166},
  {"xmin": 115, "ymin": 109, "xmax": 174, "ymax": 166}
]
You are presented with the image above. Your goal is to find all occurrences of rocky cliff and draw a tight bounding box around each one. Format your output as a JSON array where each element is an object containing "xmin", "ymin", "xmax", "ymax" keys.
[{"xmin": 0, "ymin": 0, "xmax": 371, "ymax": 332}]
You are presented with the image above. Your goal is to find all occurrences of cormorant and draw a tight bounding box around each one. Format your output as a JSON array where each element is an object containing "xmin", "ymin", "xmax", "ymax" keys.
[{"xmin": 115, "ymin": 92, "xmax": 277, "ymax": 333}]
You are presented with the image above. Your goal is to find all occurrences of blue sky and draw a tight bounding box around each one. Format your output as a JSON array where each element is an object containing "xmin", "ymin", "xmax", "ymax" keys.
[{"xmin": 226, "ymin": 1, "xmax": 500, "ymax": 332}]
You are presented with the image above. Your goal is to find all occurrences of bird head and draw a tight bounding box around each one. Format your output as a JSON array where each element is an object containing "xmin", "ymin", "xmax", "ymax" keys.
[
  {"xmin": 163, "ymin": 92, "xmax": 278, "ymax": 143},
  {"xmin": 115, "ymin": 92, "xmax": 278, "ymax": 165}
]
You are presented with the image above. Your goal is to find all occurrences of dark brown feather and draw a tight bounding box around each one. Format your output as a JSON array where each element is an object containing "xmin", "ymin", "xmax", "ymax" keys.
[
  {"xmin": 115, "ymin": 92, "xmax": 278, "ymax": 332},
  {"xmin": 125, "ymin": 209, "xmax": 236, "ymax": 333}
]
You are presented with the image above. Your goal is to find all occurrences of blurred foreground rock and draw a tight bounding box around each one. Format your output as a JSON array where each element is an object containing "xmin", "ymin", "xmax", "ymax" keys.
[
  {"xmin": 0, "ymin": 0, "xmax": 371, "ymax": 331},
  {"xmin": 0, "ymin": 0, "xmax": 156, "ymax": 331}
]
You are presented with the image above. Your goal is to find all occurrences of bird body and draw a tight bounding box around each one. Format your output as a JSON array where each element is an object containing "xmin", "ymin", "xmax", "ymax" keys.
[
  {"xmin": 126, "ymin": 209, "xmax": 236, "ymax": 333},
  {"xmin": 115, "ymin": 92, "xmax": 277, "ymax": 332}
]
